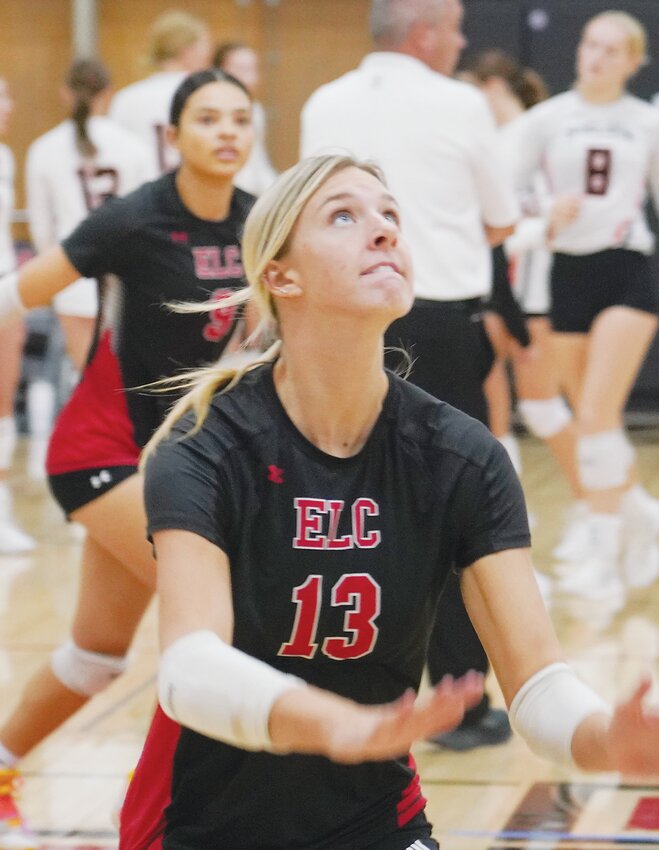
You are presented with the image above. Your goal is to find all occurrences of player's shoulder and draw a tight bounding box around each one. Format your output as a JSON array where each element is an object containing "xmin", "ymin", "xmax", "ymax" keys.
[
  {"xmin": 621, "ymin": 93, "xmax": 659, "ymax": 124},
  {"xmin": 111, "ymin": 77, "xmax": 148, "ymax": 105},
  {"xmin": 163, "ymin": 364, "xmax": 274, "ymax": 465},
  {"xmin": 389, "ymin": 373, "xmax": 500, "ymax": 468},
  {"xmin": 85, "ymin": 174, "xmax": 163, "ymax": 234},
  {"xmin": 92, "ymin": 115, "xmax": 146, "ymax": 144},
  {"xmin": 28, "ymin": 121, "xmax": 71, "ymax": 154},
  {"xmin": 231, "ymin": 185, "xmax": 257, "ymax": 218}
]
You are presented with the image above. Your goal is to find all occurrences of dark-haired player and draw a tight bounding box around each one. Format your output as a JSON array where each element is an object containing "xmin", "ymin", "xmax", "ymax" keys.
[{"xmin": 0, "ymin": 69, "xmax": 254, "ymax": 846}]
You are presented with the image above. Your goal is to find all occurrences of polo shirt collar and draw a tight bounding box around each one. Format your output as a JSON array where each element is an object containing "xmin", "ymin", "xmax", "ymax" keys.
[{"xmin": 359, "ymin": 52, "xmax": 434, "ymax": 75}]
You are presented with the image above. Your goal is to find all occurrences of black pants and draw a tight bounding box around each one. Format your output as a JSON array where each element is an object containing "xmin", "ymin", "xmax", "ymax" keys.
[{"xmin": 385, "ymin": 298, "xmax": 493, "ymax": 723}]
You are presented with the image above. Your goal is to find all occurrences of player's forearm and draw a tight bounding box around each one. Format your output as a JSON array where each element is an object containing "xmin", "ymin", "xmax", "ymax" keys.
[
  {"xmin": 269, "ymin": 685, "xmax": 365, "ymax": 760},
  {"xmin": 570, "ymin": 712, "xmax": 615, "ymax": 772}
]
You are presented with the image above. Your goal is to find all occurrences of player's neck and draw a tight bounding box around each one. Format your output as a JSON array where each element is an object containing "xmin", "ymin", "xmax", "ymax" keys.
[
  {"xmin": 576, "ymin": 82, "xmax": 625, "ymax": 105},
  {"xmin": 175, "ymin": 167, "xmax": 233, "ymax": 221},
  {"xmin": 273, "ymin": 343, "xmax": 388, "ymax": 459}
]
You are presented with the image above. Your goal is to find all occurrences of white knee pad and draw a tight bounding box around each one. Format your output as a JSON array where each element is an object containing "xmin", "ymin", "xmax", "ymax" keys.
[
  {"xmin": 51, "ymin": 640, "xmax": 128, "ymax": 697},
  {"xmin": 518, "ymin": 397, "xmax": 571, "ymax": 440},
  {"xmin": 0, "ymin": 416, "xmax": 16, "ymax": 470},
  {"xmin": 578, "ymin": 429, "xmax": 634, "ymax": 491}
]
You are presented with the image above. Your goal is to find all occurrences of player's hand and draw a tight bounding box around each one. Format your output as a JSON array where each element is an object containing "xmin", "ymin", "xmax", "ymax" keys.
[
  {"xmin": 548, "ymin": 194, "xmax": 582, "ymax": 239},
  {"xmin": 604, "ymin": 678, "xmax": 659, "ymax": 777},
  {"xmin": 324, "ymin": 671, "xmax": 485, "ymax": 764}
]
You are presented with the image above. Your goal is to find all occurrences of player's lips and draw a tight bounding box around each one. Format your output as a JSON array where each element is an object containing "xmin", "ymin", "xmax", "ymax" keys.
[
  {"xmin": 360, "ymin": 261, "xmax": 403, "ymax": 277},
  {"xmin": 214, "ymin": 147, "xmax": 240, "ymax": 160}
]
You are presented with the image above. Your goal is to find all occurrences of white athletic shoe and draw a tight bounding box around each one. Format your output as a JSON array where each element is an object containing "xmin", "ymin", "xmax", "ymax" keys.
[
  {"xmin": 0, "ymin": 829, "xmax": 37, "ymax": 850},
  {"xmin": 553, "ymin": 501, "xmax": 591, "ymax": 564},
  {"xmin": 556, "ymin": 515, "xmax": 625, "ymax": 610},
  {"xmin": 0, "ymin": 488, "xmax": 35, "ymax": 556},
  {"xmin": 620, "ymin": 487, "xmax": 659, "ymax": 589},
  {"xmin": 0, "ymin": 523, "xmax": 35, "ymax": 556}
]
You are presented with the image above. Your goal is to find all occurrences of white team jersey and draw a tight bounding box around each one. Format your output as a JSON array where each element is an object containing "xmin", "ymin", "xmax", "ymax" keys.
[
  {"xmin": 508, "ymin": 90, "xmax": 659, "ymax": 255},
  {"xmin": 301, "ymin": 53, "xmax": 519, "ymax": 301},
  {"xmin": 26, "ymin": 117, "xmax": 152, "ymax": 317},
  {"xmin": 0, "ymin": 144, "xmax": 15, "ymax": 274},
  {"xmin": 109, "ymin": 71, "xmax": 186, "ymax": 175},
  {"xmin": 233, "ymin": 101, "xmax": 277, "ymax": 196}
]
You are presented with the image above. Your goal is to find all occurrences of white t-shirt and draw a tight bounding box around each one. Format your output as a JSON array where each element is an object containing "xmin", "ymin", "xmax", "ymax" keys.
[
  {"xmin": 0, "ymin": 144, "xmax": 15, "ymax": 274},
  {"xmin": 300, "ymin": 52, "xmax": 519, "ymax": 301},
  {"xmin": 26, "ymin": 116, "xmax": 152, "ymax": 316},
  {"xmin": 507, "ymin": 89, "xmax": 659, "ymax": 255},
  {"xmin": 109, "ymin": 70, "xmax": 186, "ymax": 175},
  {"xmin": 233, "ymin": 101, "xmax": 277, "ymax": 196}
]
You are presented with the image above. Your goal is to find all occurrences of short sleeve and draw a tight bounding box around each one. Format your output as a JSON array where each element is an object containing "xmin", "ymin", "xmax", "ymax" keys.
[
  {"xmin": 451, "ymin": 438, "xmax": 531, "ymax": 570},
  {"xmin": 144, "ymin": 423, "xmax": 229, "ymax": 553},
  {"xmin": 61, "ymin": 193, "xmax": 137, "ymax": 279}
]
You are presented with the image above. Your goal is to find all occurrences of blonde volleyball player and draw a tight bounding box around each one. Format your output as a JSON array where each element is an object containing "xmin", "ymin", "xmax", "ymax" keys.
[
  {"xmin": 509, "ymin": 12, "xmax": 659, "ymax": 602},
  {"xmin": 120, "ymin": 154, "xmax": 659, "ymax": 850},
  {"xmin": 0, "ymin": 71, "xmax": 254, "ymax": 848},
  {"xmin": 463, "ymin": 51, "xmax": 586, "ymax": 565}
]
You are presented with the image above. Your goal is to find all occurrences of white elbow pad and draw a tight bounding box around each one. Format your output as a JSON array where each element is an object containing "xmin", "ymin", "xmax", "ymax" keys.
[
  {"xmin": 509, "ymin": 662, "xmax": 610, "ymax": 768},
  {"xmin": 158, "ymin": 630, "xmax": 306, "ymax": 752},
  {"xmin": 0, "ymin": 272, "xmax": 26, "ymax": 327}
]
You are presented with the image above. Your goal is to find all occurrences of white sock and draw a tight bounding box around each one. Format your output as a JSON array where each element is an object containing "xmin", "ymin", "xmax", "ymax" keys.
[
  {"xmin": 0, "ymin": 416, "xmax": 16, "ymax": 470},
  {"xmin": 0, "ymin": 482, "xmax": 12, "ymax": 521},
  {"xmin": 0, "ymin": 742, "xmax": 19, "ymax": 768},
  {"xmin": 589, "ymin": 513, "xmax": 622, "ymax": 559}
]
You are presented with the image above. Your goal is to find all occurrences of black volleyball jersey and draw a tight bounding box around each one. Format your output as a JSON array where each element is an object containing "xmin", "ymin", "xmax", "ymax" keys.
[
  {"xmin": 47, "ymin": 173, "xmax": 254, "ymax": 475},
  {"xmin": 124, "ymin": 364, "xmax": 530, "ymax": 850}
]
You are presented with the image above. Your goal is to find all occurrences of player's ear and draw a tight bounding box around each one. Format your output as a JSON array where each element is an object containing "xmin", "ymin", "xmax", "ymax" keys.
[
  {"xmin": 164, "ymin": 124, "xmax": 179, "ymax": 151},
  {"xmin": 262, "ymin": 261, "xmax": 303, "ymax": 299}
]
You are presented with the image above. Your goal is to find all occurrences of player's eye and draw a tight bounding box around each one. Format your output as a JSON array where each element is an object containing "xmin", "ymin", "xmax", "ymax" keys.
[
  {"xmin": 383, "ymin": 209, "xmax": 400, "ymax": 226},
  {"xmin": 331, "ymin": 209, "xmax": 354, "ymax": 225}
]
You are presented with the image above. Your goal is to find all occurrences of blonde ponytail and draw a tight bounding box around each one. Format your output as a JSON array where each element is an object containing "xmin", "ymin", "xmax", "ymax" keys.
[{"xmin": 140, "ymin": 337, "xmax": 280, "ymax": 469}]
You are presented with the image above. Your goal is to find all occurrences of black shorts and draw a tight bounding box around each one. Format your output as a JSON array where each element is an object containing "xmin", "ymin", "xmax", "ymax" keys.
[
  {"xmin": 550, "ymin": 249, "xmax": 659, "ymax": 333},
  {"xmin": 48, "ymin": 465, "xmax": 138, "ymax": 516},
  {"xmin": 384, "ymin": 297, "xmax": 494, "ymax": 426},
  {"xmin": 364, "ymin": 811, "xmax": 438, "ymax": 849}
]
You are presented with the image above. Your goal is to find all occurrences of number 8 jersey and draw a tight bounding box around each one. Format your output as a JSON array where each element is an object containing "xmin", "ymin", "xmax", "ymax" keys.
[
  {"xmin": 507, "ymin": 89, "xmax": 659, "ymax": 255},
  {"xmin": 125, "ymin": 363, "xmax": 531, "ymax": 850}
]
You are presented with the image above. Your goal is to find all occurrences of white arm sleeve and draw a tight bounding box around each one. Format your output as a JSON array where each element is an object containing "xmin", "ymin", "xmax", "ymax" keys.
[
  {"xmin": 158, "ymin": 629, "xmax": 306, "ymax": 752},
  {"xmin": 504, "ymin": 217, "xmax": 549, "ymax": 256},
  {"xmin": 0, "ymin": 271, "xmax": 26, "ymax": 327},
  {"xmin": 509, "ymin": 662, "xmax": 611, "ymax": 768}
]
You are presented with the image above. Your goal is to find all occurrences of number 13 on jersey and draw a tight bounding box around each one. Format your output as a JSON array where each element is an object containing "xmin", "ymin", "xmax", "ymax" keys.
[{"xmin": 279, "ymin": 573, "xmax": 381, "ymax": 660}]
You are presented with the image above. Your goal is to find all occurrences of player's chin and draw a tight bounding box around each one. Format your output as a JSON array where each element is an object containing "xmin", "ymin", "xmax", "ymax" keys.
[{"xmin": 209, "ymin": 157, "xmax": 246, "ymax": 178}]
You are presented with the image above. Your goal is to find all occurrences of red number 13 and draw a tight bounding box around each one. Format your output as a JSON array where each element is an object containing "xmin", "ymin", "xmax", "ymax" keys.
[{"xmin": 279, "ymin": 573, "xmax": 381, "ymax": 660}]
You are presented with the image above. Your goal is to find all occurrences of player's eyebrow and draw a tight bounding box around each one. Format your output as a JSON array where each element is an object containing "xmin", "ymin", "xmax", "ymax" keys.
[{"xmin": 319, "ymin": 191, "xmax": 398, "ymax": 208}]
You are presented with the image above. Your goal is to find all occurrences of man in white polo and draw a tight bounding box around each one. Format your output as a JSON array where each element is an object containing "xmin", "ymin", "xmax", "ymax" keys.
[{"xmin": 301, "ymin": 0, "xmax": 520, "ymax": 750}]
